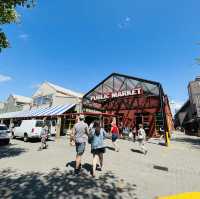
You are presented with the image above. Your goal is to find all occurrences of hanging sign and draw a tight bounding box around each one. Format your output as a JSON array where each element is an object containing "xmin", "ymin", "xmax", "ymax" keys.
[{"xmin": 90, "ymin": 88, "xmax": 142, "ymax": 101}]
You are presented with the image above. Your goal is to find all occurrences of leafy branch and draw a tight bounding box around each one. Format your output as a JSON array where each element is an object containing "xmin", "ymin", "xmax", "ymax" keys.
[{"xmin": 0, "ymin": 0, "xmax": 35, "ymax": 52}]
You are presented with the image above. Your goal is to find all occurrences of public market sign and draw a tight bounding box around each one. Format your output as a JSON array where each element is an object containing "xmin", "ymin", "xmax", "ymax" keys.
[{"xmin": 90, "ymin": 88, "xmax": 142, "ymax": 101}]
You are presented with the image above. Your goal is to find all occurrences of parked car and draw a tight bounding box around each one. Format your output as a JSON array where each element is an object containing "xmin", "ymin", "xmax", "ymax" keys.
[
  {"xmin": 0, "ymin": 124, "xmax": 10, "ymax": 145},
  {"xmin": 12, "ymin": 120, "xmax": 46, "ymax": 142}
]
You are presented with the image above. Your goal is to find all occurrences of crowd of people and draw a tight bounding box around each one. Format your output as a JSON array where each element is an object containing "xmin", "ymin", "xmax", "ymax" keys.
[{"xmin": 72, "ymin": 115, "xmax": 148, "ymax": 177}]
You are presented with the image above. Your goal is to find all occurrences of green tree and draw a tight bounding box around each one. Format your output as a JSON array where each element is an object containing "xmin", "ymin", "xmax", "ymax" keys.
[{"xmin": 0, "ymin": 0, "xmax": 35, "ymax": 52}]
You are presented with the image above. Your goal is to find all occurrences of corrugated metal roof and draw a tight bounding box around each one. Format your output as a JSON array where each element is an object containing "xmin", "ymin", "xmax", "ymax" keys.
[
  {"xmin": 47, "ymin": 82, "xmax": 83, "ymax": 98},
  {"xmin": 12, "ymin": 94, "xmax": 33, "ymax": 104},
  {"xmin": 0, "ymin": 104, "xmax": 75, "ymax": 119}
]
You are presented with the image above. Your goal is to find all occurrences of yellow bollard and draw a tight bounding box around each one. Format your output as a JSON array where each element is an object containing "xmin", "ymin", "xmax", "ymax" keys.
[
  {"xmin": 165, "ymin": 131, "xmax": 170, "ymax": 147},
  {"xmin": 156, "ymin": 192, "xmax": 200, "ymax": 199}
]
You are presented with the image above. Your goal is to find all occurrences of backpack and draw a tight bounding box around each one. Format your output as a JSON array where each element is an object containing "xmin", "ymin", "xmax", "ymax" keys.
[
  {"xmin": 88, "ymin": 133, "xmax": 94, "ymax": 144},
  {"xmin": 88, "ymin": 128, "xmax": 95, "ymax": 144}
]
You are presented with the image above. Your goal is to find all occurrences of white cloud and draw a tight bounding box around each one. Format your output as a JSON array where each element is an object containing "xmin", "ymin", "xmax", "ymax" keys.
[
  {"xmin": 170, "ymin": 100, "xmax": 184, "ymax": 116},
  {"xmin": 0, "ymin": 74, "xmax": 12, "ymax": 83},
  {"xmin": 118, "ymin": 16, "xmax": 132, "ymax": 29},
  {"xmin": 125, "ymin": 17, "xmax": 131, "ymax": 22},
  {"xmin": 19, "ymin": 33, "xmax": 29, "ymax": 40}
]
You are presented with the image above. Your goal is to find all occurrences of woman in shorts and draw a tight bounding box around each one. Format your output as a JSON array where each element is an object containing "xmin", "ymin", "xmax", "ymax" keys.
[{"xmin": 90, "ymin": 120, "xmax": 106, "ymax": 177}]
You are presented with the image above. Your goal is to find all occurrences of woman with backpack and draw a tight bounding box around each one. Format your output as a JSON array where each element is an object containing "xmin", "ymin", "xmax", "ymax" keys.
[{"xmin": 89, "ymin": 120, "xmax": 106, "ymax": 177}]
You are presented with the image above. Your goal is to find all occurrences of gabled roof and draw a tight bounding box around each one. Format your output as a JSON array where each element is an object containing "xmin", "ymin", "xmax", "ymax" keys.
[
  {"xmin": 46, "ymin": 82, "xmax": 83, "ymax": 98},
  {"xmin": 83, "ymin": 72, "xmax": 163, "ymax": 100},
  {"xmin": 12, "ymin": 94, "xmax": 32, "ymax": 104},
  {"xmin": 174, "ymin": 100, "xmax": 190, "ymax": 117}
]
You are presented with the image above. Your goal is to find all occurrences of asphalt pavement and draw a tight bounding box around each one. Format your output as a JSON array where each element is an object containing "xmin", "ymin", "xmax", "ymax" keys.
[{"xmin": 0, "ymin": 132, "xmax": 200, "ymax": 199}]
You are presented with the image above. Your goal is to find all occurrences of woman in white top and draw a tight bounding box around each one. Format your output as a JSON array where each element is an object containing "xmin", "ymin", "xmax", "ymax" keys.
[{"xmin": 138, "ymin": 124, "xmax": 147, "ymax": 155}]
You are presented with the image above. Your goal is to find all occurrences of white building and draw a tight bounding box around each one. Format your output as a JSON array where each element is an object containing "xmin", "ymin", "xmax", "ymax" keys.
[
  {"xmin": 0, "ymin": 102, "xmax": 5, "ymax": 113},
  {"xmin": 0, "ymin": 82, "xmax": 83, "ymax": 136},
  {"xmin": 32, "ymin": 82, "xmax": 83, "ymax": 110},
  {"xmin": 3, "ymin": 94, "xmax": 32, "ymax": 113}
]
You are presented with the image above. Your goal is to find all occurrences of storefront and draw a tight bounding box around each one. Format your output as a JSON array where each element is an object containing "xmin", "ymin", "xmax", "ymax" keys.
[
  {"xmin": 0, "ymin": 104, "xmax": 77, "ymax": 136},
  {"xmin": 82, "ymin": 73, "xmax": 174, "ymax": 137}
]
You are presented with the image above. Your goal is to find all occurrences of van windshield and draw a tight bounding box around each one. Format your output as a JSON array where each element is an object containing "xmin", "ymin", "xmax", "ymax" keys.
[
  {"xmin": 0, "ymin": 126, "xmax": 8, "ymax": 131},
  {"xmin": 36, "ymin": 121, "xmax": 44, "ymax": 127}
]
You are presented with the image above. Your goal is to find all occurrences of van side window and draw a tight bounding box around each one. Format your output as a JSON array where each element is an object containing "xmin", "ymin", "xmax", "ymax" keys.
[{"xmin": 36, "ymin": 121, "xmax": 44, "ymax": 127}]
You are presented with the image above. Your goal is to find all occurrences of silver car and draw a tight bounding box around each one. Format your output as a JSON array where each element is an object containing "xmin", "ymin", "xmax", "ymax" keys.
[{"xmin": 0, "ymin": 124, "xmax": 10, "ymax": 145}]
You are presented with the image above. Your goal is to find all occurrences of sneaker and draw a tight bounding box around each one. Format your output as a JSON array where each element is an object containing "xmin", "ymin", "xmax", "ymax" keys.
[{"xmin": 96, "ymin": 165, "xmax": 102, "ymax": 171}]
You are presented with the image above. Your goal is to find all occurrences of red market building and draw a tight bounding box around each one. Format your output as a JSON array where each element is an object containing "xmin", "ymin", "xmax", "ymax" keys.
[{"xmin": 82, "ymin": 73, "xmax": 174, "ymax": 137}]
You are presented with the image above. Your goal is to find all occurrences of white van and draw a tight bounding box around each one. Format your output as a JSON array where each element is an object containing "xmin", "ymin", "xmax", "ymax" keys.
[{"xmin": 13, "ymin": 120, "xmax": 45, "ymax": 142}]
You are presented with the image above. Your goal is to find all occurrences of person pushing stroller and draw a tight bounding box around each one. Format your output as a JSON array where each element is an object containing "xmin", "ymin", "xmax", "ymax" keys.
[{"xmin": 40, "ymin": 124, "xmax": 49, "ymax": 149}]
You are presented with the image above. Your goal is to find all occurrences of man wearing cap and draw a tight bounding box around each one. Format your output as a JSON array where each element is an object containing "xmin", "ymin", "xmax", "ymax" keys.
[{"xmin": 73, "ymin": 115, "xmax": 89, "ymax": 174}]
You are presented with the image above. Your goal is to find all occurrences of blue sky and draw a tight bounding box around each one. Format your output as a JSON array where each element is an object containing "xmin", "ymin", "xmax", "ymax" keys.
[{"xmin": 0, "ymin": 0, "xmax": 200, "ymax": 111}]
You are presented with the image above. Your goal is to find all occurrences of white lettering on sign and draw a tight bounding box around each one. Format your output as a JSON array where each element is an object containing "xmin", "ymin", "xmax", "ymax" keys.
[{"xmin": 90, "ymin": 88, "xmax": 142, "ymax": 101}]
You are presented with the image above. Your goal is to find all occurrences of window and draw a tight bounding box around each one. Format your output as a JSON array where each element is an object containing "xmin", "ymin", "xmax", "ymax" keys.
[
  {"xmin": 33, "ymin": 97, "xmax": 43, "ymax": 105},
  {"xmin": 43, "ymin": 95, "xmax": 53, "ymax": 104},
  {"xmin": 33, "ymin": 95, "xmax": 53, "ymax": 106},
  {"xmin": 0, "ymin": 126, "xmax": 8, "ymax": 131},
  {"xmin": 16, "ymin": 102, "xmax": 26, "ymax": 110},
  {"xmin": 36, "ymin": 121, "xmax": 44, "ymax": 127}
]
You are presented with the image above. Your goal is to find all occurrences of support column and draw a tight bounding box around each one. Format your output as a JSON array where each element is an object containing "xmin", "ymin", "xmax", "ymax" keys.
[
  {"xmin": 56, "ymin": 117, "xmax": 62, "ymax": 139},
  {"xmin": 9, "ymin": 118, "xmax": 13, "ymax": 130}
]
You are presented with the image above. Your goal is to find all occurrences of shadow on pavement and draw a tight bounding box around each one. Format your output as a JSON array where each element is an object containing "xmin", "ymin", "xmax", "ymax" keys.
[
  {"xmin": 172, "ymin": 136, "xmax": 200, "ymax": 149},
  {"xmin": 13, "ymin": 138, "xmax": 40, "ymax": 143},
  {"xmin": 13, "ymin": 138, "xmax": 54, "ymax": 143},
  {"xmin": 0, "ymin": 168, "xmax": 138, "ymax": 199},
  {"xmin": 0, "ymin": 144, "xmax": 27, "ymax": 159},
  {"xmin": 106, "ymin": 146, "xmax": 115, "ymax": 151},
  {"xmin": 66, "ymin": 161, "xmax": 99, "ymax": 175},
  {"xmin": 158, "ymin": 143, "xmax": 166, "ymax": 147},
  {"xmin": 130, "ymin": 149, "xmax": 143, "ymax": 154}
]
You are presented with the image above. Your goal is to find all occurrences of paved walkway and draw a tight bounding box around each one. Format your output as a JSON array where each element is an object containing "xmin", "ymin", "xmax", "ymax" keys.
[{"xmin": 0, "ymin": 132, "xmax": 200, "ymax": 199}]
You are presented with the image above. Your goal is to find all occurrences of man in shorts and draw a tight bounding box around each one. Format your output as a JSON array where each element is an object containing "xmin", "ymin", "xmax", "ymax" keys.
[{"xmin": 73, "ymin": 115, "xmax": 89, "ymax": 174}]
